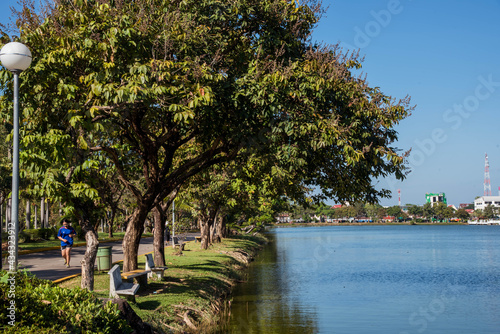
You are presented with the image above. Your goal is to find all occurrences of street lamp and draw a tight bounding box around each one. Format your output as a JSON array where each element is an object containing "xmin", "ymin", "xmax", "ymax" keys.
[{"xmin": 0, "ymin": 42, "xmax": 32, "ymax": 272}]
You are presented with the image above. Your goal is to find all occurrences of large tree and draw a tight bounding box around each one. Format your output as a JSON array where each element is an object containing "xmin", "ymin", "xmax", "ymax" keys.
[{"xmin": 1, "ymin": 0, "xmax": 412, "ymax": 272}]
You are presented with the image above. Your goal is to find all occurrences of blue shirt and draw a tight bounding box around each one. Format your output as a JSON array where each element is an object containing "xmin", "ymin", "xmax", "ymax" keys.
[{"xmin": 58, "ymin": 226, "xmax": 76, "ymax": 247}]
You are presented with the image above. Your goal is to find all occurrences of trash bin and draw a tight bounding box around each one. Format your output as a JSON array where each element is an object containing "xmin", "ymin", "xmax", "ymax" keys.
[{"xmin": 96, "ymin": 245, "xmax": 112, "ymax": 271}]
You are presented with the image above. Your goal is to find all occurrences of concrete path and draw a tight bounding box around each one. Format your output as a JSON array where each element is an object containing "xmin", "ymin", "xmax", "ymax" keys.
[{"xmin": 15, "ymin": 233, "xmax": 198, "ymax": 282}]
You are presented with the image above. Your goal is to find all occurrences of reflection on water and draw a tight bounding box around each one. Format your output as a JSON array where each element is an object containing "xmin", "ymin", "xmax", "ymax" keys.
[{"xmin": 219, "ymin": 225, "xmax": 500, "ymax": 334}]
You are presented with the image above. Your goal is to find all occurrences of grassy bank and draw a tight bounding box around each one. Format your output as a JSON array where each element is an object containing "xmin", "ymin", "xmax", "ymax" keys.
[{"xmin": 58, "ymin": 234, "xmax": 266, "ymax": 333}]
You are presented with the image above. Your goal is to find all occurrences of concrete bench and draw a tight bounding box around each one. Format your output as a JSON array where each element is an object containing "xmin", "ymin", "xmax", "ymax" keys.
[
  {"xmin": 145, "ymin": 253, "xmax": 168, "ymax": 280},
  {"xmin": 108, "ymin": 264, "xmax": 140, "ymax": 301},
  {"xmin": 121, "ymin": 268, "xmax": 151, "ymax": 286},
  {"xmin": 170, "ymin": 236, "xmax": 184, "ymax": 249}
]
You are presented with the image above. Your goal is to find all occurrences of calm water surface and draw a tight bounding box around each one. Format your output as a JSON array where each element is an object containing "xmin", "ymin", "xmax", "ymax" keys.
[{"xmin": 219, "ymin": 225, "xmax": 500, "ymax": 334}]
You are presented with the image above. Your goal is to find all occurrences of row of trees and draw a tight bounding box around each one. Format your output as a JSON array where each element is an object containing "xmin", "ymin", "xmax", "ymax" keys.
[
  {"xmin": 290, "ymin": 202, "xmax": 475, "ymax": 222},
  {"xmin": 0, "ymin": 0, "xmax": 413, "ymax": 290}
]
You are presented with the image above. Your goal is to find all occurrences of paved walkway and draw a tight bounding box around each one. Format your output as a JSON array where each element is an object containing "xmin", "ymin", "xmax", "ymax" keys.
[{"xmin": 15, "ymin": 233, "xmax": 198, "ymax": 282}]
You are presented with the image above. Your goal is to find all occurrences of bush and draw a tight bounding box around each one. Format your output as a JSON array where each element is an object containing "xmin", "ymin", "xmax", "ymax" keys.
[
  {"xmin": 0, "ymin": 271, "xmax": 132, "ymax": 333},
  {"xmin": 39, "ymin": 228, "xmax": 52, "ymax": 240},
  {"xmin": 74, "ymin": 225, "xmax": 85, "ymax": 241},
  {"xmin": 18, "ymin": 231, "xmax": 30, "ymax": 243},
  {"xmin": 50, "ymin": 226, "xmax": 59, "ymax": 240},
  {"xmin": 20, "ymin": 228, "xmax": 54, "ymax": 241},
  {"xmin": 22, "ymin": 229, "xmax": 44, "ymax": 242},
  {"xmin": 23, "ymin": 229, "xmax": 39, "ymax": 239}
]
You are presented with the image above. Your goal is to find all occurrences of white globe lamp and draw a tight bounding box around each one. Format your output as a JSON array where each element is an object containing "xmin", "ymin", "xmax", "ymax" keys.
[{"xmin": 0, "ymin": 42, "xmax": 32, "ymax": 72}]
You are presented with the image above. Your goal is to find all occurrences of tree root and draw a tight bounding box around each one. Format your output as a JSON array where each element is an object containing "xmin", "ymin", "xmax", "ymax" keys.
[
  {"xmin": 173, "ymin": 304, "xmax": 206, "ymax": 316},
  {"xmin": 181, "ymin": 311, "xmax": 197, "ymax": 331},
  {"xmin": 159, "ymin": 320, "xmax": 181, "ymax": 332}
]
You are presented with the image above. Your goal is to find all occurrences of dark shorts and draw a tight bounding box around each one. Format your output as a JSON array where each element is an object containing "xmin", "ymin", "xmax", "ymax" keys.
[{"xmin": 61, "ymin": 245, "xmax": 72, "ymax": 250}]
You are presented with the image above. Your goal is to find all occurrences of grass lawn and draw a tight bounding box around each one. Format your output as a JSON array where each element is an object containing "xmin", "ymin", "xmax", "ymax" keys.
[{"xmin": 58, "ymin": 234, "xmax": 266, "ymax": 333}]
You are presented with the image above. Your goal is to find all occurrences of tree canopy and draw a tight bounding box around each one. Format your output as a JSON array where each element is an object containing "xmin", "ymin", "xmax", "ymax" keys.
[{"xmin": 0, "ymin": 0, "xmax": 413, "ymax": 272}]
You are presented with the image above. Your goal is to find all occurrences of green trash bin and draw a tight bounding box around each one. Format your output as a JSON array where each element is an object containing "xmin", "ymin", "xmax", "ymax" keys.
[{"xmin": 96, "ymin": 246, "xmax": 112, "ymax": 271}]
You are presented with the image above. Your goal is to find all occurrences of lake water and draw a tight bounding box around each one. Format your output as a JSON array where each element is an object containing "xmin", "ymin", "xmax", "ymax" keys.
[{"xmin": 218, "ymin": 225, "xmax": 500, "ymax": 334}]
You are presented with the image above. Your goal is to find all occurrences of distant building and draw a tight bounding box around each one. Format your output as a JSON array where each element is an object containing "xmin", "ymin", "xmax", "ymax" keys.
[
  {"xmin": 425, "ymin": 193, "xmax": 447, "ymax": 207},
  {"xmin": 459, "ymin": 203, "xmax": 472, "ymax": 209},
  {"xmin": 277, "ymin": 213, "xmax": 291, "ymax": 223},
  {"xmin": 474, "ymin": 196, "xmax": 500, "ymax": 210}
]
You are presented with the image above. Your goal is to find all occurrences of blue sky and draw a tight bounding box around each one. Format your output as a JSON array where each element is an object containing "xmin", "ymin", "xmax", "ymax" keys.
[
  {"xmin": 313, "ymin": 0, "xmax": 500, "ymax": 207},
  {"xmin": 1, "ymin": 1, "xmax": 500, "ymax": 207}
]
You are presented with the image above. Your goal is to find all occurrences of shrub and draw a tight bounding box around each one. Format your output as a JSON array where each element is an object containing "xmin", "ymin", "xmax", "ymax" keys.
[
  {"xmin": 50, "ymin": 226, "xmax": 59, "ymax": 240},
  {"xmin": 74, "ymin": 225, "xmax": 85, "ymax": 241},
  {"xmin": 24, "ymin": 229, "xmax": 40, "ymax": 239},
  {"xmin": 19, "ymin": 228, "xmax": 54, "ymax": 241},
  {"xmin": 19, "ymin": 231, "xmax": 31, "ymax": 243},
  {"xmin": 36, "ymin": 228, "xmax": 52, "ymax": 240},
  {"xmin": 0, "ymin": 271, "xmax": 132, "ymax": 333},
  {"xmin": 22, "ymin": 229, "xmax": 43, "ymax": 242}
]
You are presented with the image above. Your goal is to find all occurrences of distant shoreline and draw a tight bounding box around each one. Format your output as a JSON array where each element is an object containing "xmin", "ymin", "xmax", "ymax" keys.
[{"xmin": 270, "ymin": 222, "xmax": 467, "ymax": 227}]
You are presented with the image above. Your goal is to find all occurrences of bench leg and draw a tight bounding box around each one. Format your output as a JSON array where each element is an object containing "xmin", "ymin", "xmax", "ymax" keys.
[
  {"xmin": 136, "ymin": 275, "xmax": 148, "ymax": 286},
  {"xmin": 156, "ymin": 271, "xmax": 164, "ymax": 280},
  {"xmin": 124, "ymin": 295, "xmax": 136, "ymax": 303}
]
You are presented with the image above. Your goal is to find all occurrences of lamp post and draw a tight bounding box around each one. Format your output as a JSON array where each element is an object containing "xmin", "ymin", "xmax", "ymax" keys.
[{"xmin": 0, "ymin": 42, "xmax": 32, "ymax": 272}]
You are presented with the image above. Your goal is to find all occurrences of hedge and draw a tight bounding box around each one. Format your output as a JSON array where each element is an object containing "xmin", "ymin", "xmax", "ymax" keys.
[{"xmin": 0, "ymin": 271, "xmax": 132, "ymax": 333}]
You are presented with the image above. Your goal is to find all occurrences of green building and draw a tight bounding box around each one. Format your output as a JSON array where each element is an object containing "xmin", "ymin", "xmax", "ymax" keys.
[{"xmin": 425, "ymin": 193, "xmax": 447, "ymax": 207}]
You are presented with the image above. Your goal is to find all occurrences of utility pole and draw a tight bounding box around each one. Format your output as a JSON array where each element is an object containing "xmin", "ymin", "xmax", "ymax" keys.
[{"xmin": 484, "ymin": 153, "xmax": 492, "ymax": 196}]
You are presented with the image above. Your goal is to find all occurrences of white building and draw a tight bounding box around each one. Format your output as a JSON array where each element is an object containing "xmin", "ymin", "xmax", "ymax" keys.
[
  {"xmin": 474, "ymin": 196, "xmax": 500, "ymax": 210},
  {"xmin": 277, "ymin": 213, "xmax": 291, "ymax": 223}
]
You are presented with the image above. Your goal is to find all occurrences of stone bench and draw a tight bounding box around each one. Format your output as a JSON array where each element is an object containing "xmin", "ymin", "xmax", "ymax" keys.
[
  {"xmin": 108, "ymin": 265, "xmax": 140, "ymax": 301},
  {"xmin": 145, "ymin": 253, "xmax": 168, "ymax": 280},
  {"xmin": 121, "ymin": 268, "xmax": 151, "ymax": 286},
  {"xmin": 170, "ymin": 236, "xmax": 185, "ymax": 250}
]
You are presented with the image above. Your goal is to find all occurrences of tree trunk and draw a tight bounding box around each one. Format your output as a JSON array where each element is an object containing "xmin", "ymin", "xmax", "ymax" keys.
[
  {"xmin": 108, "ymin": 210, "xmax": 115, "ymax": 238},
  {"xmin": 215, "ymin": 214, "xmax": 225, "ymax": 241},
  {"xmin": 45, "ymin": 200, "xmax": 50, "ymax": 226},
  {"xmin": 40, "ymin": 198, "xmax": 45, "ymax": 228},
  {"xmin": 200, "ymin": 207, "xmax": 217, "ymax": 249},
  {"xmin": 6, "ymin": 198, "xmax": 11, "ymax": 227},
  {"xmin": 34, "ymin": 205, "xmax": 38, "ymax": 229},
  {"xmin": 122, "ymin": 206, "xmax": 148, "ymax": 272},
  {"xmin": 209, "ymin": 221, "xmax": 216, "ymax": 244},
  {"xmin": 209, "ymin": 208, "xmax": 217, "ymax": 244},
  {"xmin": 152, "ymin": 206, "xmax": 166, "ymax": 267},
  {"xmin": 81, "ymin": 221, "xmax": 99, "ymax": 291},
  {"xmin": 221, "ymin": 215, "xmax": 228, "ymax": 238},
  {"xmin": 25, "ymin": 200, "xmax": 31, "ymax": 229},
  {"xmin": 199, "ymin": 217, "xmax": 210, "ymax": 250}
]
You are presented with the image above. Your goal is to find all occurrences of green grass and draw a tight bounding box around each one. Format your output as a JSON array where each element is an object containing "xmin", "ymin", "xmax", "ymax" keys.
[{"xmin": 58, "ymin": 235, "xmax": 266, "ymax": 333}]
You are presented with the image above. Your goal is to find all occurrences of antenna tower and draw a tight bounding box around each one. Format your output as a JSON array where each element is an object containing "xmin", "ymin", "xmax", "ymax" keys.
[
  {"xmin": 484, "ymin": 153, "xmax": 492, "ymax": 196},
  {"xmin": 398, "ymin": 189, "xmax": 401, "ymax": 206}
]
